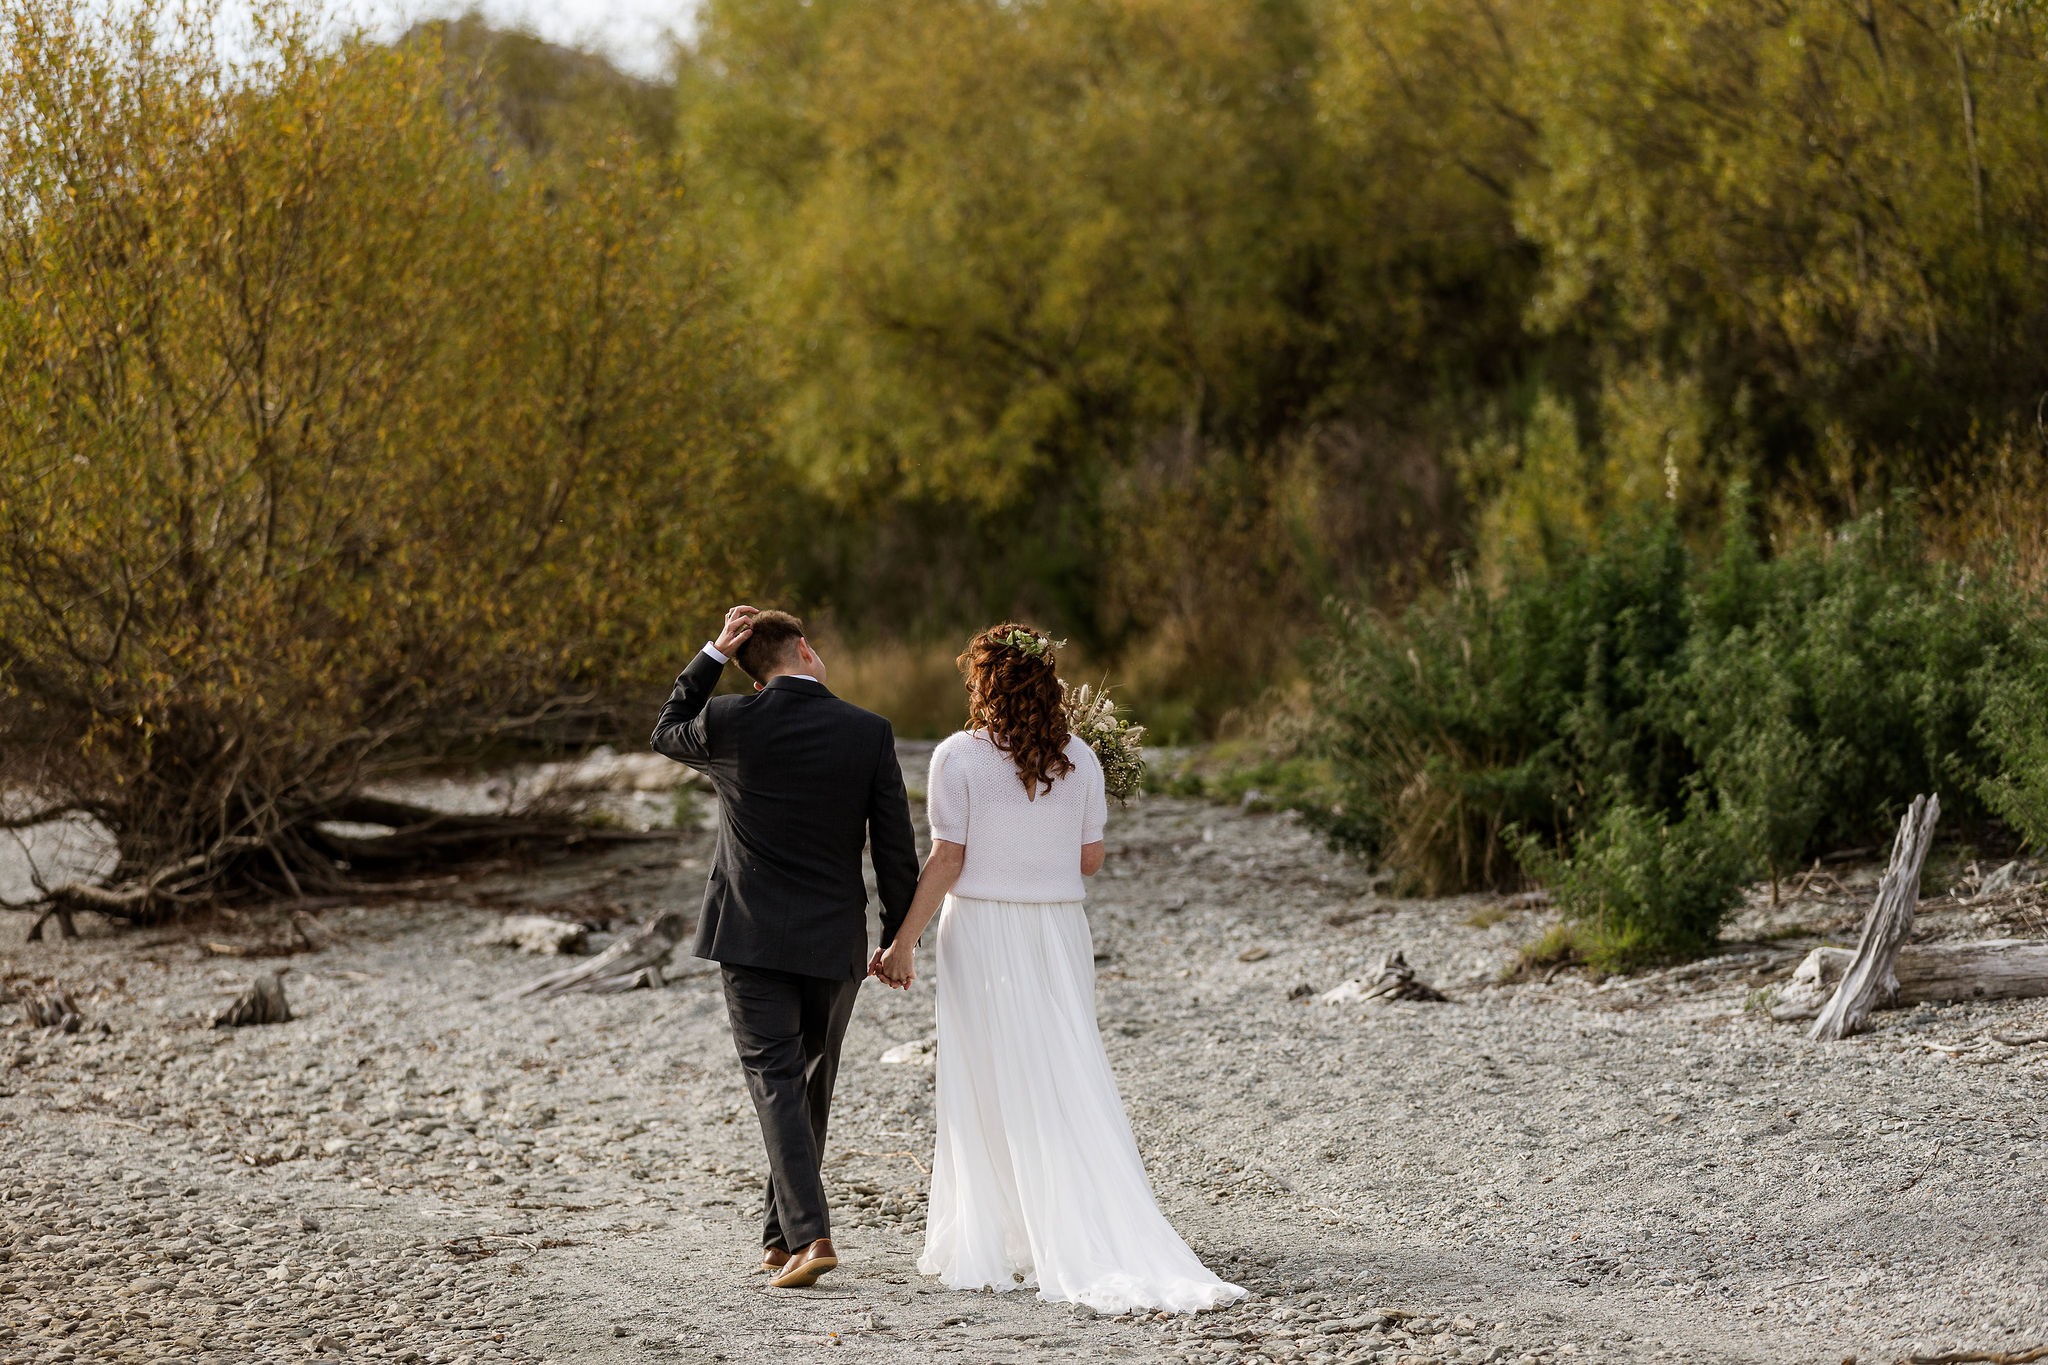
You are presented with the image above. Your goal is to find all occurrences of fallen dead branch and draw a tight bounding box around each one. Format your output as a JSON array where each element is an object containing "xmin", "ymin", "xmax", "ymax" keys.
[
  {"xmin": 1318, "ymin": 950, "xmax": 1449, "ymax": 1004},
  {"xmin": 6, "ymin": 790, "xmax": 678, "ymax": 937},
  {"xmin": 501, "ymin": 912, "xmax": 688, "ymax": 1000},
  {"xmin": 1897, "ymin": 1138, "xmax": 1946, "ymax": 1194}
]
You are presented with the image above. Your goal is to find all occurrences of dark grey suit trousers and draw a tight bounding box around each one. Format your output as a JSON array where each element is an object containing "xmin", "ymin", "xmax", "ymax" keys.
[{"xmin": 719, "ymin": 964, "xmax": 862, "ymax": 1250}]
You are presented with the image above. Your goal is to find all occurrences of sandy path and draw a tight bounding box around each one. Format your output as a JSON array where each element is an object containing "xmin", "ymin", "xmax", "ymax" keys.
[{"xmin": 3, "ymin": 776, "xmax": 2045, "ymax": 1364}]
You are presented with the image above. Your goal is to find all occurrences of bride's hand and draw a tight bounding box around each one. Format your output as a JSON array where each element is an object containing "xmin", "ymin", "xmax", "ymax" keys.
[{"xmin": 876, "ymin": 942, "xmax": 915, "ymax": 988}]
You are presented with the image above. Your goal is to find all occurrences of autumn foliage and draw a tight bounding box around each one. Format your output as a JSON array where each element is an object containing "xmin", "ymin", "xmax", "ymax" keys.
[
  {"xmin": 0, "ymin": 0, "xmax": 761, "ymax": 918},
  {"xmin": 8, "ymin": 0, "xmax": 2048, "ymax": 926}
]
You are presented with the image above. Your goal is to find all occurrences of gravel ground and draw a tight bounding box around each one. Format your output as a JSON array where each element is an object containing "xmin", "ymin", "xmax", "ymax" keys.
[{"xmin": 4, "ymin": 756, "xmax": 2046, "ymax": 1365}]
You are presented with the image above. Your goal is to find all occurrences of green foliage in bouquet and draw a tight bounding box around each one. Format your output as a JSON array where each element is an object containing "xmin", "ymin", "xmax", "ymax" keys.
[{"xmin": 1065, "ymin": 683, "xmax": 1145, "ymax": 806}]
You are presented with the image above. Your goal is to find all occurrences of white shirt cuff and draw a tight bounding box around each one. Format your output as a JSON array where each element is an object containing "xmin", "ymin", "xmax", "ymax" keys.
[{"xmin": 701, "ymin": 641, "xmax": 729, "ymax": 665}]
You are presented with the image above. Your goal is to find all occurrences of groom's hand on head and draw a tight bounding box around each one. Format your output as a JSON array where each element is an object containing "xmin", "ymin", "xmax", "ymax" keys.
[{"xmin": 713, "ymin": 605, "xmax": 758, "ymax": 656}]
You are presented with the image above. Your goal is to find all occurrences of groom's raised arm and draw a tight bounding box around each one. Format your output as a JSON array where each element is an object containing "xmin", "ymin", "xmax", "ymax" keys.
[
  {"xmin": 650, "ymin": 646, "xmax": 728, "ymax": 770},
  {"xmin": 867, "ymin": 723, "xmax": 920, "ymax": 948}
]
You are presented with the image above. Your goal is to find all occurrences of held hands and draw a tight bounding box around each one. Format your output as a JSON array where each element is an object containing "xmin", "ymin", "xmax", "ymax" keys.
[
  {"xmin": 868, "ymin": 943, "xmax": 914, "ymax": 989},
  {"xmin": 713, "ymin": 605, "xmax": 758, "ymax": 656}
]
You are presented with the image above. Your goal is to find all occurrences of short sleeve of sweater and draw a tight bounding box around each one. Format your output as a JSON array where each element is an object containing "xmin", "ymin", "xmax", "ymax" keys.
[
  {"xmin": 928, "ymin": 738, "xmax": 968, "ymax": 844},
  {"xmin": 1079, "ymin": 742, "xmax": 1108, "ymax": 844}
]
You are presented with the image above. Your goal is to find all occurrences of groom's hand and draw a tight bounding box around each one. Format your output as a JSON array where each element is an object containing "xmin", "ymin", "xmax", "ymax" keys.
[
  {"xmin": 871, "ymin": 942, "xmax": 914, "ymax": 989},
  {"xmin": 867, "ymin": 948, "xmax": 901, "ymax": 988},
  {"xmin": 713, "ymin": 605, "xmax": 758, "ymax": 656}
]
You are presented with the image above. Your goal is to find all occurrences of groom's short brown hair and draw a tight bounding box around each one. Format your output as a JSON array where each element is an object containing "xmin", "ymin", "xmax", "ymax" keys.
[{"xmin": 735, "ymin": 610, "xmax": 806, "ymax": 683}]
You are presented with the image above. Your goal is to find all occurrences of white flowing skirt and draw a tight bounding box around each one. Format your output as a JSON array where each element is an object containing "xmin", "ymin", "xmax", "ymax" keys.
[{"xmin": 917, "ymin": 894, "xmax": 1246, "ymax": 1315}]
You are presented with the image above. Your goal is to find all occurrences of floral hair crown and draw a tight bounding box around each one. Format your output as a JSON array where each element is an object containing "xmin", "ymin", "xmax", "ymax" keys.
[{"xmin": 999, "ymin": 627, "xmax": 1063, "ymax": 658}]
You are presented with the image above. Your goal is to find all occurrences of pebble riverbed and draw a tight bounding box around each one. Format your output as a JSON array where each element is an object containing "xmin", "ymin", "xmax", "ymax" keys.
[{"xmin": 3, "ymin": 760, "xmax": 2045, "ymax": 1365}]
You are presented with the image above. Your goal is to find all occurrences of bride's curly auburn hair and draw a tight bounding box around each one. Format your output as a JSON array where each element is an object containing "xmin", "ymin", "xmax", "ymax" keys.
[{"xmin": 959, "ymin": 623, "xmax": 1074, "ymax": 797}]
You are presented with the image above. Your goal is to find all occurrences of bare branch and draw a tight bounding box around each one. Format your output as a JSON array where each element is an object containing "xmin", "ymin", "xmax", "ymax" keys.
[{"xmin": 0, "ymin": 800, "xmax": 94, "ymax": 830}]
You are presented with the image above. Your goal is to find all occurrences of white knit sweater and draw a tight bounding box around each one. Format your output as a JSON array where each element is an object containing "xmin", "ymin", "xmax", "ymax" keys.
[{"xmin": 926, "ymin": 729, "xmax": 1108, "ymax": 903}]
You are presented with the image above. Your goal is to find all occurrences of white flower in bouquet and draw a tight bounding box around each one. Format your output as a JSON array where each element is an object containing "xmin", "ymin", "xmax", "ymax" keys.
[{"xmin": 1063, "ymin": 681, "xmax": 1145, "ymax": 805}]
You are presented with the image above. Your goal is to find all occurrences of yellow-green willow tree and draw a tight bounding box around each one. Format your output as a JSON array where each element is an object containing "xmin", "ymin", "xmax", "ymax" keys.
[
  {"xmin": 678, "ymin": 0, "xmax": 1505, "ymax": 721},
  {"xmin": 0, "ymin": 0, "xmax": 764, "ymax": 921},
  {"xmin": 1503, "ymin": 0, "xmax": 2048, "ymax": 513}
]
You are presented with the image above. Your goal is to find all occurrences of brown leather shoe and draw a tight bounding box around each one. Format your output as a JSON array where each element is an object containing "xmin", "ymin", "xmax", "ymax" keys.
[
  {"xmin": 767, "ymin": 1237, "xmax": 838, "ymax": 1288},
  {"xmin": 760, "ymin": 1245, "xmax": 790, "ymax": 1272}
]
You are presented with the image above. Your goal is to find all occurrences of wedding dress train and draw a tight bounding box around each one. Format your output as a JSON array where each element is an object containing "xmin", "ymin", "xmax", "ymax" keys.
[{"xmin": 916, "ymin": 892, "xmax": 1247, "ymax": 1315}]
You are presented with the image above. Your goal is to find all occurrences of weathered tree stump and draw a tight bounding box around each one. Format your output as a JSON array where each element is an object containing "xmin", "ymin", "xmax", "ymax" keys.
[
  {"xmin": 289, "ymin": 910, "xmax": 329, "ymax": 952},
  {"xmin": 502, "ymin": 912, "xmax": 688, "ymax": 1000},
  {"xmin": 1317, "ymin": 949, "xmax": 1449, "ymax": 1004},
  {"xmin": 1772, "ymin": 939, "xmax": 2048, "ymax": 1020},
  {"xmin": 214, "ymin": 971, "xmax": 292, "ymax": 1027},
  {"xmin": 14, "ymin": 983, "xmax": 82, "ymax": 1032},
  {"xmin": 1810, "ymin": 794, "xmax": 1939, "ymax": 1042}
]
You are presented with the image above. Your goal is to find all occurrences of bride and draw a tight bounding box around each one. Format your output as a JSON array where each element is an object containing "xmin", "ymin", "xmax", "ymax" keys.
[{"xmin": 869, "ymin": 624, "xmax": 1245, "ymax": 1315}]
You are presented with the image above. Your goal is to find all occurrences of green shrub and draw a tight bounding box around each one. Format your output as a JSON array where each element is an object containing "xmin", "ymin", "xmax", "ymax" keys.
[
  {"xmin": 1977, "ymin": 628, "xmax": 2048, "ymax": 850},
  {"xmin": 1506, "ymin": 787, "xmax": 1752, "ymax": 969},
  {"xmin": 1309, "ymin": 516, "xmax": 1694, "ymax": 892},
  {"xmin": 1679, "ymin": 498, "xmax": 2023, "ymax": 864},
  {"xmin": 1310, "ymin": 496, "xmax": 2042, "ymax": 917}
]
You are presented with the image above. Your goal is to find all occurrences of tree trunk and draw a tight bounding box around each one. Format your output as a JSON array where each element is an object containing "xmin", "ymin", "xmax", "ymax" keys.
[{"xmin": 1809, "ymin": 794, "xmax": 1939, "ymax": 1041}]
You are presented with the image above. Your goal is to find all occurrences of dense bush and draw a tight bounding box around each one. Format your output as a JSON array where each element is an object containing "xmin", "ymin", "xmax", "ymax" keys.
[
  {"xmin": 1679, "ymin": 503, "xmax": 2027, "ymax": 882},
  {"xmin": 1310, "ymin": 499, "xmax": 2045, "ymax": 953},
  {"xmin": 1507, "ymin": 788, "xmax": 1751, "ymax": 969},
  {"xmin": 1976, "ymin": 622, "xmax": 2048, "ymax": 852},
  {"xmin": 1308, "ymin": 516, "xmax": 1696, "ymax": 894},
  {"xmin": 0, "ymin": 0, "xmax": 762, "ymax": 916}
]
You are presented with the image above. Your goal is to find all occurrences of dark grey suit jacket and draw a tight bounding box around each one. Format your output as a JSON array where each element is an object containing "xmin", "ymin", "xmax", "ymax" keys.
[{"xmin": 650, "ymin": 650, "xmax": 919, "ymax": 980}]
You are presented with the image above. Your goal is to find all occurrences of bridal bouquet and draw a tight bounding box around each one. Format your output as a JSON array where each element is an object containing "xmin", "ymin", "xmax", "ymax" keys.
[{"xmin": 1064, "ymin": 682, "xmax": 1146, "ymax": 804}]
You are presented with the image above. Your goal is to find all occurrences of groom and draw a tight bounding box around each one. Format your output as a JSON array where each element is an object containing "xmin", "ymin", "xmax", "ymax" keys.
[{"xmin": 651, "ymin": 605, "xmax": 919, "ymax": 1288}]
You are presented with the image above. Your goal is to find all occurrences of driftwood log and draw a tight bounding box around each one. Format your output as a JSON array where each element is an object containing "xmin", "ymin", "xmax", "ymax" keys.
[
  {"xmin": 1773, "ymin": 939, "xmax": 2048, "ymax": 1020},
  {"xmin": 214, "ymin": 971, "xmax": 292, "ymax": 1027},
  {"xmin": 15, "ymin": 983, "xmax": 82, "ymax": 1033},
  {"xmin": 1318, "ymin": 949, "xmax": 1449, "ymax": 1004},
  {"xmin": 1810, "ymin": 794, "xmax": 1939, "ymax": 1042},
  {"xmin": 503, "ymin": 912, "xmax": 688, "ymax": 1000},
  {"xmin": 472, "ymin": 915, "xmax": 588, "ymax": 955},
  {"xmin": 7, "ymin": 792, "xmax": 678, "ymax": 930}
]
